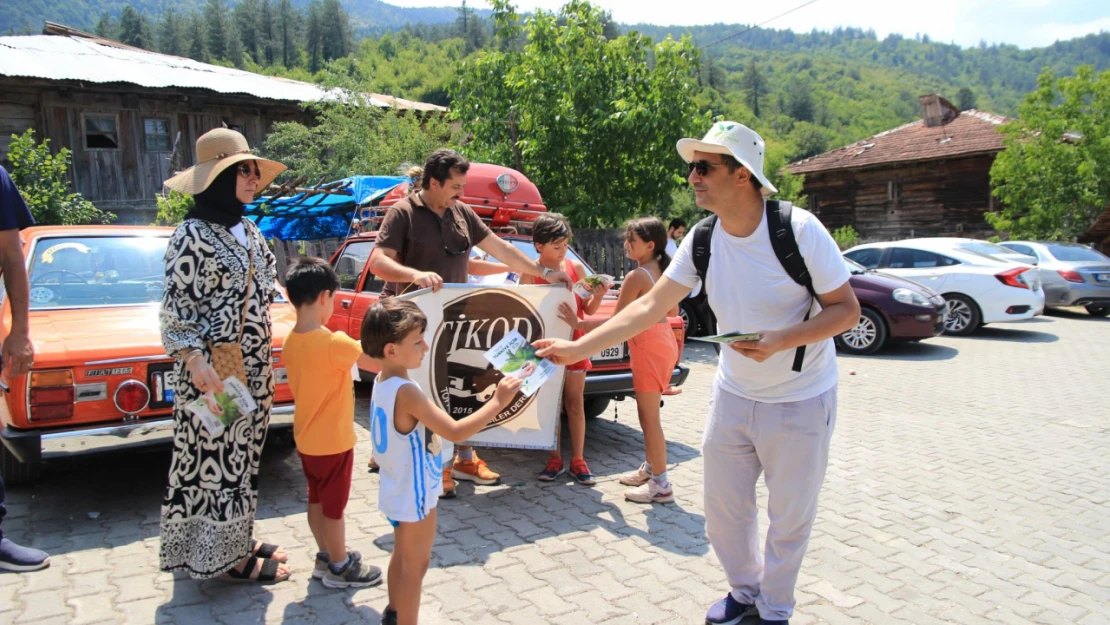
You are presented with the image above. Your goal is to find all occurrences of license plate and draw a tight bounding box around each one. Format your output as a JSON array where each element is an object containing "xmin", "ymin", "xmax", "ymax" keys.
[
  {"xmin": 274, "ymin": 368, "xmax": 288, "ymax": 385},
  {"xmin": 155, "ymin": 371, "xmax": 176, "ymax": 403},
  {"xmin": 1096, "ymin": 273, "xmax": 1109, "ymax": 283},
  {"xmin": 592, "ymin": 344, "xmax": 626, "ymax": 362}
]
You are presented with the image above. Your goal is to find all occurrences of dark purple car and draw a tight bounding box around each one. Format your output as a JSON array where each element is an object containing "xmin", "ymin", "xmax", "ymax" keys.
[{"xmin": 836, "ymin": 258, "xmax": 948, "ymax": 355}]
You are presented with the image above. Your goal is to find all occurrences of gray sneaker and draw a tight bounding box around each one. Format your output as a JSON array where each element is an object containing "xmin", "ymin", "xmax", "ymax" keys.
[
  {"xmin": 322, "ymin": 552, "xmax": 382, "ymax": 589},
  {"xmin": 313, "ymin": 549, "xmax": 361, "ymax": 579}
]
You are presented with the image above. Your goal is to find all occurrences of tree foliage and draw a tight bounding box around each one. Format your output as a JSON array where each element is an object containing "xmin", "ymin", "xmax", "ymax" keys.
[
  {"xmin": 6, "ymin": 130, "xmax": 114, "ymax": 226},
  {"xmin": 451, "ymin": 0, "xmax": 711, "ymax": 226},
  {"xmin": 987, "ymin": 66, "xmax": 1110, "ymax": 240},
  {"xmin": 261, "ymin": 69, "xmax": 461, "ymax": 183}
]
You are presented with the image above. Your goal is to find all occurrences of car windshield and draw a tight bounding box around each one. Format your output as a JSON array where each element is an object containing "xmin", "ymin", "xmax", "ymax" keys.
[
  {"xmin": 26, "ymin": 235, "xmax": 170, "ymax": 309},
  {"xmin": 1044, "ymin": 244, "xmax": 1108, "ymax": 262},
  {"xmin": 843, "ymin": 258, "xmax": 867, "ymax": 275},
  {"xmin": 469, "ymin": 239, "xmax": 595, "ymax": 284}
]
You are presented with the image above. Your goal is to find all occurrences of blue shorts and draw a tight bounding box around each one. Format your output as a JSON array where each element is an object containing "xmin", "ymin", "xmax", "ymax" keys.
[{"xmin": 388, "ymin": 518, "xmax": 399, "ymax": 528}]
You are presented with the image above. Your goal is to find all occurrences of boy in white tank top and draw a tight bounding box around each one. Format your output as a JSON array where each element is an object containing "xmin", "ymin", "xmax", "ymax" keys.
[{"xmin": 361, "ymin": 298, "xmax": 521, "ymax": 625}]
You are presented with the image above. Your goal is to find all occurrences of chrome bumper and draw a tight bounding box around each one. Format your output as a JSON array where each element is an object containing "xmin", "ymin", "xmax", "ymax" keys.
[
  {"xmin": 583, "ymin": 366, "xmax": 690, "ymax": 398},
  {"xmin": 1, "ymin": 404, "xmax": 295, "ymax": 464}
]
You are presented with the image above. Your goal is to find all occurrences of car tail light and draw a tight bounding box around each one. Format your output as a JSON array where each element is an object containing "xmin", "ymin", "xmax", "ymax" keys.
[
  {"xmin": 29, "ymin": 369, "xmax": 75, "ymax": 421},
  {"xmin": 114, "ymin": 380, "xmax": 151, "ymax": 415},
  {"xmin": 1057, "ymin": 269, "xmax": 1085, "ymax": 283},
  {"xmin": 995, "ymin": 267, "xmax": 1030, "ymax": 289}
]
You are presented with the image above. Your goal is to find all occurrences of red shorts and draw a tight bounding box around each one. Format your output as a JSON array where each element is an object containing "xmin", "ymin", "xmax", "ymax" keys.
[
  {"xmin": 629, "ymin": 322, "xmax": 678, "ymax": 392},
  {"xmin": 299, "ymin": 449, "xmax": 354, "ymax": 519},
  {"xmin": 568, "ymin": 327, "xmax": 593, "ymax": 372}
]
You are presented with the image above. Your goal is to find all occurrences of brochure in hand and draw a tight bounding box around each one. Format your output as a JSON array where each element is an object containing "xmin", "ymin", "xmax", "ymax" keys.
[
  {"xmin": 690, "ymin": 331, "xmax": 764, "ymax": 345},
  {"xmin": 185, "ymin": 376, "xmax": 258, "ymax": 436},
  {"xmin": 573, "ymin": 274, "xmax": 615, "ymax": 299},
  {"xmin": 483, "ymin": 329, "xmax": 558, "ymax": 397}
]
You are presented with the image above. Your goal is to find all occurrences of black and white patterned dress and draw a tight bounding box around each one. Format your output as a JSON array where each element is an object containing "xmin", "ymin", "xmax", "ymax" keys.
[{"xmin": 158, "ymin": 218, "xmax": 278, "ymax": 578}]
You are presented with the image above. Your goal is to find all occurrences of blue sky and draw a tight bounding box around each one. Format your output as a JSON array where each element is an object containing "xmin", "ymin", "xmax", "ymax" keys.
[{"xmin": 389, "ymin": 0, "xmax": 1110, "ymax": 49}]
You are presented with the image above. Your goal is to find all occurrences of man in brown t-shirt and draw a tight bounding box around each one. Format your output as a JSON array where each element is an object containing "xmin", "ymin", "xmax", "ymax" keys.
[{"xmin": 369, "ymin": 149, "xmax": 570, "ymax": 497}]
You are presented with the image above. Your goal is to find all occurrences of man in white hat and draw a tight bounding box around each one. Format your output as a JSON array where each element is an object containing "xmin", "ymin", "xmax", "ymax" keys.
[{"xmin": 535, "ymin": 122, "xmax": 859, "ymax": 625}]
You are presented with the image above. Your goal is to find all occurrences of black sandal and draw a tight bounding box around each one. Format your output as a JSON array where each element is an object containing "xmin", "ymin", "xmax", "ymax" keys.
[
  {"xmin": 251, "ymin": 539, "xmax": 284, "ymax": 560},
  {"xmin": 220, "ymin": 556, "xmax": 288, "ymax": 584}
]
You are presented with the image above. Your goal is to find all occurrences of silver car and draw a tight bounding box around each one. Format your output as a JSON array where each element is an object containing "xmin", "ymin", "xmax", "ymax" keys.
[{"xmin": 999, "ymin": 241, "xmax": 1110, "ymax": 317}]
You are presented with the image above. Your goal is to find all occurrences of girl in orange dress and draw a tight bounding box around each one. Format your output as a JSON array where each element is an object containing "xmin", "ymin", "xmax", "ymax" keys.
[
  {"xmin": 564, "ymin": 217, "xmax": 678, "ymax": 503},
  {"xmin": 521, "ymin": 214, "xmax": 609, "ymax": 485}
]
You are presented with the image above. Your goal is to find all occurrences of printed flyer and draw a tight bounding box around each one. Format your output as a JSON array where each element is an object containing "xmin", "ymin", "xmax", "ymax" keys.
[
  {"xmin": 483, "ymin": 329, "xmax": 558, "ymax": 397},
  {"xmin": 185, "ymin": 377, "xmax": 258, "ymax": 436}
]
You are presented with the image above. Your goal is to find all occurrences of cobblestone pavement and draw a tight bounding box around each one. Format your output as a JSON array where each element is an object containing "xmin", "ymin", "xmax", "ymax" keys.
[{"xmin": 2, "ymin": 309, "xmax": 1109, "ymax": 625}]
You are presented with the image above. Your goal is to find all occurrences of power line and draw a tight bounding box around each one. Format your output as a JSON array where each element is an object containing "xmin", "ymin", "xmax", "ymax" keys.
[{"xmin": 699, "ymin": 0, "xmax": 825, "ymax": 50}]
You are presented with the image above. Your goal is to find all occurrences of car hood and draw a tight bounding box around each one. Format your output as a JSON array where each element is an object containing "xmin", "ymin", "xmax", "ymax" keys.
[
  {"xmin": 850, "ymin": 270, "xmax": 939, "ymax": 297},
  {"xmin": 27, "ymin": 303, "xmax": 297, "ymax": 365}
]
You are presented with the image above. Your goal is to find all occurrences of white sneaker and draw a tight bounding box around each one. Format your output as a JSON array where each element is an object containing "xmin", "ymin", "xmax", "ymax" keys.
[
  {"xmin": 624, "ymin": 479, "xmax": 675, "ymax": 504},
  {"xmin": 618, "ymin": 462, "xmax": 652, "ymax": 486}
]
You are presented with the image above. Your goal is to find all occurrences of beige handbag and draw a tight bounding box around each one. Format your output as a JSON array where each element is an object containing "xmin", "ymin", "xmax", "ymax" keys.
[{"xmin": 207, "ymin": 237, "xmax": 254, "ymax": 387}]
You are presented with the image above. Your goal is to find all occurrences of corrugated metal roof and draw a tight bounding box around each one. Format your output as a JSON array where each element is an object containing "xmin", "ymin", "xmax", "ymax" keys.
[
  {"xmin": 0, "ymin": 34, "xmax": 446, "ymax": 112},
  {"xmin": 788, "ymin": 110, "xmax": 1008, "ymax": 175}
]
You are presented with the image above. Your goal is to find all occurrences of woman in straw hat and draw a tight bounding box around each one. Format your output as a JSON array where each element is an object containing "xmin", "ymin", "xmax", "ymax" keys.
[{"xmin": 158, "ymin": 128, "xmax": 292, "ymax": 582}]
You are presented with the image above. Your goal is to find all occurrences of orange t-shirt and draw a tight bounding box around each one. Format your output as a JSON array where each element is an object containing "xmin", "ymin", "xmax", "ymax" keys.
[{"xmin": 283, "ymin": 327, "xmax": 363, "ymax": 456}]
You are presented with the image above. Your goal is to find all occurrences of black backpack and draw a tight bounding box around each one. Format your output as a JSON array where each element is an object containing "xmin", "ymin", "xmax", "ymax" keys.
[{"xmin": 690, "ymin": 200, "xmax": 817, "ymax": 372}]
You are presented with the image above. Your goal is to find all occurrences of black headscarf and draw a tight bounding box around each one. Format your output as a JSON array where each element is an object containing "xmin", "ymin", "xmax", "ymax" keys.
[{"xmin": 186, "ymin": 164, "xmax": 246, "ymax": 228}]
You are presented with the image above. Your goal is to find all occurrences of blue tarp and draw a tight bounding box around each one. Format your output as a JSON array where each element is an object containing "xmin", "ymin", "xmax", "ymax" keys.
[{"xmin": 244, "ymin": 176, "xmax": 408, "ymax": 240}]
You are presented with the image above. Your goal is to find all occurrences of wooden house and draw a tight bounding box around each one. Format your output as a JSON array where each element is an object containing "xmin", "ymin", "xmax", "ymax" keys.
[
  {"xmin": 787, "ymin": 94, "xmax": 1007, "ymax": 241},
  {"xmin": 0, "ymin": 23, "xmax": 445, "ymax": 224}
]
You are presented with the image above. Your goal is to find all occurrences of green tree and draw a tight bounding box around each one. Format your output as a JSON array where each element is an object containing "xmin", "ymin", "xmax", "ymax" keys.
[
  {"xmin": 305, "ymin": 0, "xmax": 323, "ymax": 72},
  {"xmin": 276, "ymin": 0, "xmax": 301, "ymax": 68},
  {"xmin": 320, "ymin": 0, "xmax": 353, "ymax": 64},
  {"xmin": 94, "ymin": 12, "xmax": 118, "ymax": 41},
  {"xmin": 234, "ymin": 0, "xmax": 262, "ymax": 63},
  {"xmin": 118, "ymin": 7, "xmax": 153, "ymax": 49},
  {"xmin": 6, "ymin": 130, "xmax": 115, "ymax": 226},
  {"xmin": 154, "ymin": 191, "xmax": 195, "ymax": 226},
  {"xmin": 783, "ymin": 76, "xmax": 815, "ymax": 122},
  {"xmin": 261, "ymin": 70, "xmax": 461, "ymax": 185},
  {"xmin": 788, "ymin": 121, "xmax": 828, "ymax": 160},
  {"xmin": 187, "ymin": 10, "xmax": 208, "ymax": 62},
  {"xmin": 157, "ymin": 9, "xmax": 187, "ymax": 57},
  {"xmin": 988, "ymin": 66, "xmax": 1110, "ymax": 240},
  {"xmin": 957, "ymin": 86, "xmax": 977, "ymax": 111},
  {"xmin": 741, "ymin": 59, "xmax": 767, "ymax": 117},
  {"xmin": 258, "ymin": 0, "xmax": 277, "ymax": 66},
  {"xmin": 204, "ymin": 0, "xmax": 229, "ymax": 61},
  {"xmin": 451, "ymin": 0, "xmax": 710, "ymax": 226}
]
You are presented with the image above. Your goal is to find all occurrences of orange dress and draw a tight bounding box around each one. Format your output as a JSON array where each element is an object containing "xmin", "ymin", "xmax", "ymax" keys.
[{"xmin": 627, "ymin": 267, "xmax": 678, "ymax": 392}]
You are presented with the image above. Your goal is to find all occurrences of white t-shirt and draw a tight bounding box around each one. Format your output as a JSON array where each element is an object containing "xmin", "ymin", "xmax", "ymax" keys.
[
  {"xmin": 664, "ymin": 205, "xmax": 850, "ymax": 403},
  {"xmin": 665, "ymin": 238, "xmax": 679, "ymax": 258}
]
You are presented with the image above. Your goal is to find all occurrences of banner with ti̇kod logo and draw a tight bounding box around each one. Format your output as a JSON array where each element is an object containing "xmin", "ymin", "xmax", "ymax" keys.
[{"xmin": 399, "ymin": 284, "xmax": 575, "ymax": 450}]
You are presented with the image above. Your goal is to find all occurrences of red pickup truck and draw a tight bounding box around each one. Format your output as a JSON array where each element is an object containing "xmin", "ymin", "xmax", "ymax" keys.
[{"xmin": 325, "ymin": 163, "xmax": 689, "ymax": 418}]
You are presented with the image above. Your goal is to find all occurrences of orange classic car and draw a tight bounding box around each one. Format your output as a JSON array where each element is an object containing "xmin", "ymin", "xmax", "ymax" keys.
[{"xmin": 0, "ymin": 225, "xmax": 296, "ymax": 484}]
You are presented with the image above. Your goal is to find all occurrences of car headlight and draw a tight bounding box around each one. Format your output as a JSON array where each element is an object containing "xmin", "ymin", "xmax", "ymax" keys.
[{"xmin": 892, "ymin": 288, "xmax": 932, "ymax": 308}]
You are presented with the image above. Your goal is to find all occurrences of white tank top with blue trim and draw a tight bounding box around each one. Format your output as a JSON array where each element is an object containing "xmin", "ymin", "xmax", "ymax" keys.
[{"xmin": 370, "ymin": 375, "xmax": 445, "ymax": 522}]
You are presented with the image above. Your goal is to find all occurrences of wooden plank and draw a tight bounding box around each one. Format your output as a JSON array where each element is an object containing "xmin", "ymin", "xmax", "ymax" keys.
[
  {"xmin": 118, "ymin": 110, "xmax": 144, "ymax": 200},
  {"xmin": 41, "ymin": 91, "xmax": 123, "ymax": 110},
  {"xmin": 0, "ymin": 104, "xmax": 35, "ymax": 120},
  {"xmin": 69, "ymin": 108, "xmax": 99, "ymax": 200}
]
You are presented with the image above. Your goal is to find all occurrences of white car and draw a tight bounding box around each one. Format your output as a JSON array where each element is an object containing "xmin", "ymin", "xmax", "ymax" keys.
[{"xmin": 844, "ymin": 239, "xmax": 1045, "ymax": 336}]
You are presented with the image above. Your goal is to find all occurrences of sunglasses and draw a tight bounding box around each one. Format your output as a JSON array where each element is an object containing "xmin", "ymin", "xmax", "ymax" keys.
[
  {"xmin": 686, "ymin": 160, "xmax": 724, "ymax": 177},
  {"xmin": 237, "ymin": 162, "xmax": 262, "ymax": 179}
]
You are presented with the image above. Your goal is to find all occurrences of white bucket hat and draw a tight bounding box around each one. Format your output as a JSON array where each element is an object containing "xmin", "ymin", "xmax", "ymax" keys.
[
  {"xmin": 163, "ymin": 128, "xmax": 285, "ymax": 196},
  {"xmin": 676, "ymin": 121, "xmax": 777, "ymax": 197}
]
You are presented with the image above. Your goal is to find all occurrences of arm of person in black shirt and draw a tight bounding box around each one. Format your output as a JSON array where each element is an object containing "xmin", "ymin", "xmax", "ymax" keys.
[{"xmin": 474, "ymin": 232, "xmax": 572, "ymax": 289}]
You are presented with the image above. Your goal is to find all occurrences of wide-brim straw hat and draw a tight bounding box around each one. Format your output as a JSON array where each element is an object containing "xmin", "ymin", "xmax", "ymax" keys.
[{"xmin": 163, "ymin": 128, "xmax": 286, "ymax": 196}]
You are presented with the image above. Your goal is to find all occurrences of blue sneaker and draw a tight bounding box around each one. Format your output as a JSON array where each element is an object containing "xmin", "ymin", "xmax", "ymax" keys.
[
  {"xmin": 0, "ymin": 538, "xmax": 50, "ymax": 572},
  {"xmin": 705, "ymin": 594, "xmax": 756, "ymax": 625}
]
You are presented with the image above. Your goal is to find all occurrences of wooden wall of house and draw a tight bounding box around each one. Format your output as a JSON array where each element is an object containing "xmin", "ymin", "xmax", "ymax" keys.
[
  {"xmin": 1, "ymin": 78, "xmax": 312, "ymax": 224},
  {"xmin": 803, "ymin": 154, "xmax": 997, "ymax": 241}
]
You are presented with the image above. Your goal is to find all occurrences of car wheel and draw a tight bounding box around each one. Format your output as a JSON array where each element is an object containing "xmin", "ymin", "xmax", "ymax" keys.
[
  {"xmin": 836, "ymin": 307, "xmax": 888, "ymax": 355},
  {"xmin": 0, "ymin": 444, "xmax": 41, "ymax": 486},
  {"xmin": 1085, "ymin": 304, "xmax": 1110, "ymax": 317},
  {"xmin": 583, "ymin": 397, "xmax": 611, "ymax": 419},
  {"xmin": 942, "ymin": 293, "xmax": 982, "ymax": 336},
  {"xmin": 678, "ymin": 300, "xmax": 699, "ymax": 337}
]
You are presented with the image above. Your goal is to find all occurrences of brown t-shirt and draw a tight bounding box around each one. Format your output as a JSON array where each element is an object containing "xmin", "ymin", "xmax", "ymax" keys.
[{"xmin": 376, "ymin": 192, "xmax": 493, "ymax": 297}]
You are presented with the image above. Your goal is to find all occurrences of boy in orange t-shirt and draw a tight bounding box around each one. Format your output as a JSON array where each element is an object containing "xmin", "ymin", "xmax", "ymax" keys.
[{"xmin": 283, "ymin": 257, "xmax": 381, "ymax": 589}]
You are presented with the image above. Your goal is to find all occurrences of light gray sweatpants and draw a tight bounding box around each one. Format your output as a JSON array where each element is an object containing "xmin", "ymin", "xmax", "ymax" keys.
[{"xmin": 702, "ymin": 382, "xmax": 837, "ymax": 622}]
